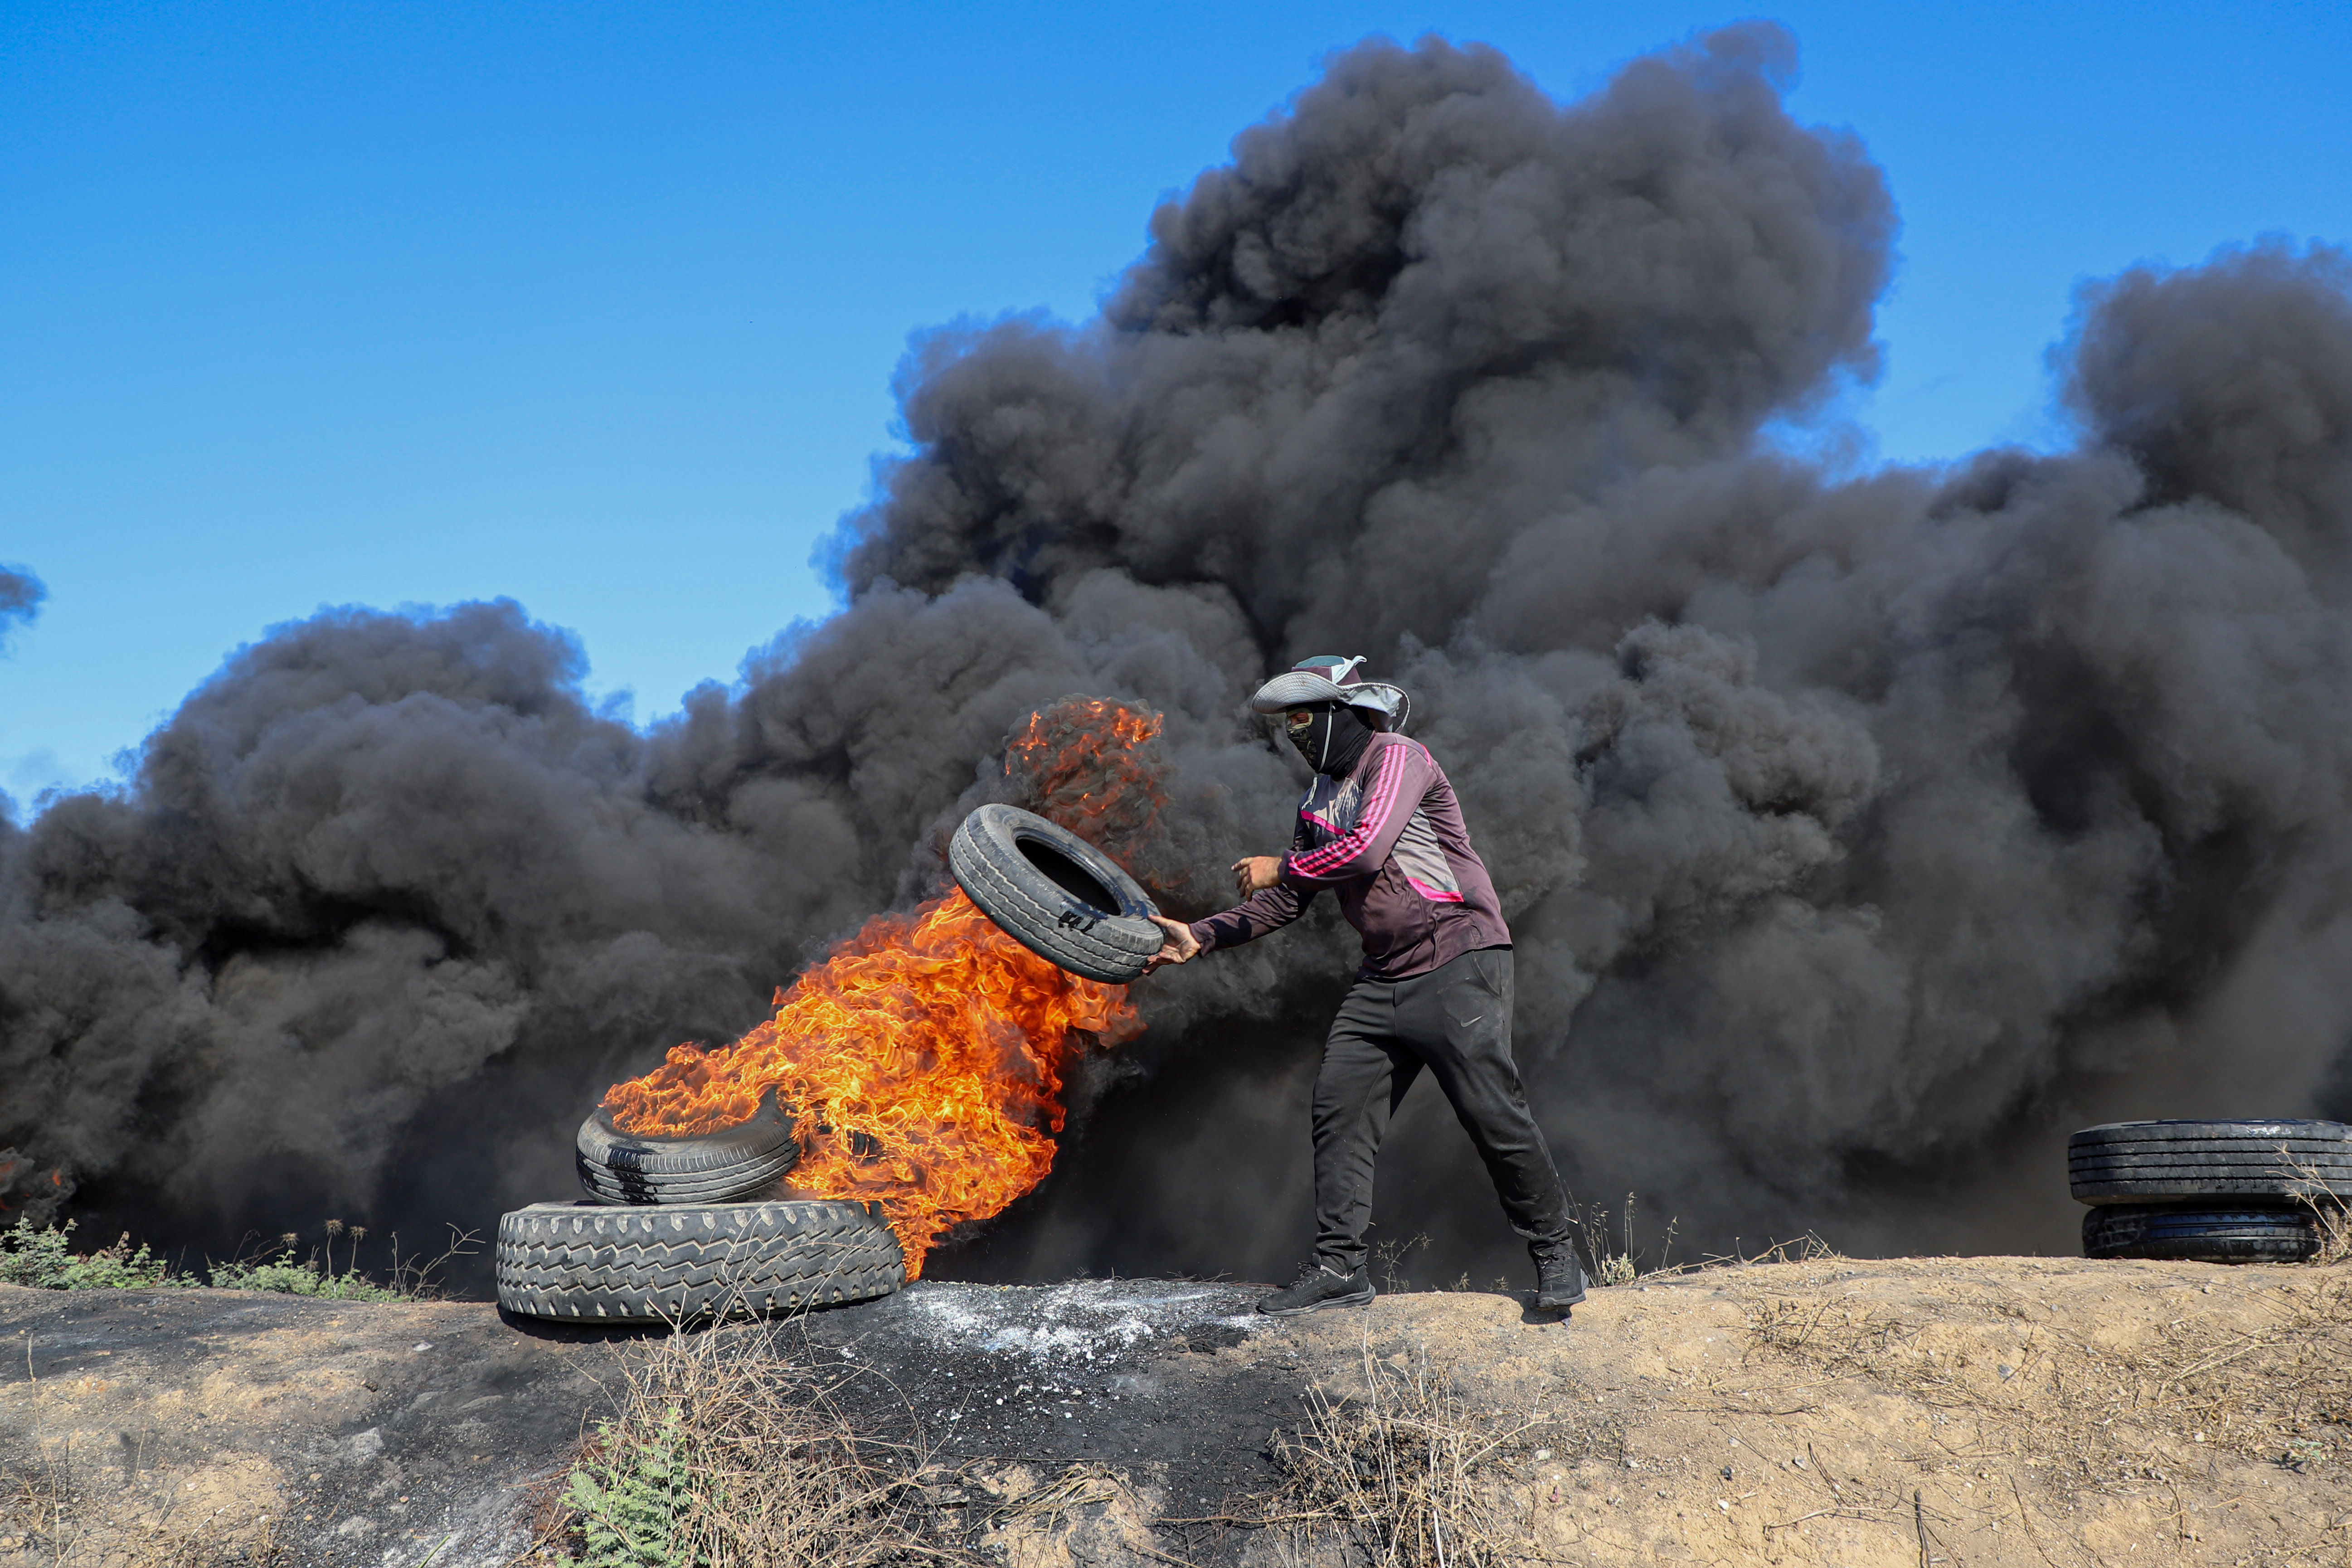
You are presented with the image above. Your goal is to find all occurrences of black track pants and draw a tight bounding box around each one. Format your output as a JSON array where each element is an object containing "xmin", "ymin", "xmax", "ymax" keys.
[{"xmin": 1310, "ymin": 946, "xmax": 1574, "ymax": 1274}]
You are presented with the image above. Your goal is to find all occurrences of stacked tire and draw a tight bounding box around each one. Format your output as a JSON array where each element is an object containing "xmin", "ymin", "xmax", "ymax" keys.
[
  {"xmin": 2070, "ymin": 1119, "xmax": 2352, "ymax": 1264},
  {"xmin": 573, "ymin": 1086, "xmax": 801, "ymax": 1206},
  {"xmin": 497, "ymin": 1199, "xmax": 905, "ymax": 1323},
  {"xmin": 496, "ymin": 1087, "xmax": 904, "ymax": 1324}
]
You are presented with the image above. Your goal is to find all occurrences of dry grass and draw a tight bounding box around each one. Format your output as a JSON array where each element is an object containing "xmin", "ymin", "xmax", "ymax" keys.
[
  {"xmin": 969, "ymin": 1463, "xmax": 1189, "ymax": 1568},
  {"xmin": 0, "ymin": 1471, "xmax": 284, "ymax": 1567},
  {"xmin": 1264, "ymin": 1330, "xmax": 1618, "ymax": 1568},
  {"xmin": 1745, "ymin": 1265, "xmax": 2352, "ymax": 1496},
  {"xmin": 2280, "ymin": 1146, "xmax": 2352, "ymax": 1265},
  {"xmin": 520, "ymin": 1319, "xmax": 1195, "ymax": 1568},
  {"xmin": 1566, "ymin": 1194, "xmax": 1674, "ymax": 1288},
  {"xmin": 520, "ymin": 1311, "xmax": 974, "ymax": 1568},
  {"xmin": 1, "ymin": 1357, "xmax": 284, "ymax": 1567}
]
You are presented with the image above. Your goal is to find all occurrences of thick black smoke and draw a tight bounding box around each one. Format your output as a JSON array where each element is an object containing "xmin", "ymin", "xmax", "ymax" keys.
[{"xmin": 7, "ymin": 27, "xmax": 2352, "ymax": 1288}]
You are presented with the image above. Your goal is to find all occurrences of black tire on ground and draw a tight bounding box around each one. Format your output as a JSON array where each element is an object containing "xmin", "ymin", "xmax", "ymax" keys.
[
  {"xmin": 2068, "ymin": 1120, "xmax": 2352, "ymax": 1204},
  {"xmin": 496, "ymin": 1199, "xmax": 905, "ymax": 1322},
  {"xmin": 575, "ymin": 1086, "xmax": 798, "ymax": 1206},
  {"xmin": 949, "ymin": 803, "xmax": 1162, "ymax": 984},
  {"xmin": 2081, "ymin": 1203, "xmax": 2319, "ymax": 1264}
]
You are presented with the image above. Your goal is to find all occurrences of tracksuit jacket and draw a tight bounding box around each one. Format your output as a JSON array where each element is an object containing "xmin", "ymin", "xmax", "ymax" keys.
[{"xmin": 1186, "ymin": 733, "xmax": 1510, "ymax": 979}]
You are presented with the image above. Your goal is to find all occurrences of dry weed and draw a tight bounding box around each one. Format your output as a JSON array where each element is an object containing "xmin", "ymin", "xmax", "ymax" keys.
[
  {"xmin": 527, "ymin": 1312, "xmax": 973, "ymax": 1568},
  {"xmin": 1651, "ymin": 1232, "xmax": 1842, "ymax": 1282},
  {"xmin": 1567, "ymin": 1193, "xmax": 1673, "ymax": 1287},
  {"xmin": 1746, "ymin": 1269, "xmax": 2352, "ymax": 1495},
  {"xmin": 2279, "ymin": 1146, "xmax": 2352, "ymax": 1264},
  {"xmin": 1267, "ymin": 1331, "xmax": 1610, "ymax": 1568},
  {"xmin": 977, "ymin": 1463, "xmax": 1132, "ymax": 1536}
]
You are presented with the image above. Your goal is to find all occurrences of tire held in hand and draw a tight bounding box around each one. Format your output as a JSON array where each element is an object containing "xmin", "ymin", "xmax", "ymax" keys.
[{"xmin": 949, "ymin": 804, "xmax": 1162, "ymax": 983}]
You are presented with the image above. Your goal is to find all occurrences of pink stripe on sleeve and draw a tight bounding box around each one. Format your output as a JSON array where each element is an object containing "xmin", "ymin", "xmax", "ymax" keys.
[{"xmin": 1290, "ymin": 744, "xmax": 1406, "ymax": 877}]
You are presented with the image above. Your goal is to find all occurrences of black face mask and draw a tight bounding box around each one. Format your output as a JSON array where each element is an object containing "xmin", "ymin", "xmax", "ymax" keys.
[{"xmin": 1285, "ymin": 704, "xmax": 1374, "ymax": 776}]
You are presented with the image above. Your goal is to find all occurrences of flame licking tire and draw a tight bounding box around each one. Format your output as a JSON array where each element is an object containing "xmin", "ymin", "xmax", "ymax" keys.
[{"xmin": 598, "ymin": 699, "xmax": 1166, "ymax": 1278}]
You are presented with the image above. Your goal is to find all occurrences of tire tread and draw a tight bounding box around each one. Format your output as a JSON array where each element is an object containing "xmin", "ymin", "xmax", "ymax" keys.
[
  {"xmin": 495, "ymin": 1199, "xmax": 904, "ymax": 1322},
  {"xmin": 2068, "ymin": 1119, "xmax": 2352, "ymax": 1202}
]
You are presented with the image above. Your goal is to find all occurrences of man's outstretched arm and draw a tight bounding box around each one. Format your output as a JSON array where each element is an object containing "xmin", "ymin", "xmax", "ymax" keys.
[
  {"xmin": 1196, "ymin": 879, "xmax": 1312, "ymax": 951},
  {"xmin": 1145, "ymin": 875, "xmax": 1314, "ymax": 971}
]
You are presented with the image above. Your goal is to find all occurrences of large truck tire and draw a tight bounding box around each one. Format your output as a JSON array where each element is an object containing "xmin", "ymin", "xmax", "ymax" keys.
[
  {"xmin": 496, "ymin": 1199, "xmax": 904, "ymax": 1323},
  {"xmin": 2068, "ymin": 1119, "xmax": 2352, "ymax": 1203},
  {"xmin": 575, "ymin": 1086, "xmax": 798, "ymax": 1206},
  {"xmin": 2081, "ymin": 1203, "xmax": 2318, "ymax": 1265},
  {"xmin": 949, "ymin": 804, "xmax": 1162, "ymax": 984}
]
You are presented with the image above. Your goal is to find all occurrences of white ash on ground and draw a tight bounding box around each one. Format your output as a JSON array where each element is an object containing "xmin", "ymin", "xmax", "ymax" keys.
[{"xmin": 898, "ymin": 1279, "xmax": 1261, "ymax": 1366}]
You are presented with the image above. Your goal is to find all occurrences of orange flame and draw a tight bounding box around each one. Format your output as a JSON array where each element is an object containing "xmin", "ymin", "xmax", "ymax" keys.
[
  {"xmin": 1006, "ymin": 698, "xmax": 1165, "ymax": 859},
  {"xmin": 600, "ymin": 699, "xmax": 1166, "ymax": 1277}
]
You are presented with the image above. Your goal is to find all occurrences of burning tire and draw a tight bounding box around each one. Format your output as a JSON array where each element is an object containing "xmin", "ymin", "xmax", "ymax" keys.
[
  {"xmin": 2081, "ymin": 1203, "xmax": 2318, "ymax": 1264},
  {"xmin": 2068, "ymin": 1119, "xmax": 2352, "ymax": 1203},
  {"xmin": 949, "ymin": 804, "xmax": 1162, "ymax": 983},
  {"xmin": 496, "ymin": 1199, "xmax": 904, "ymax": 1322},
  {"xmin": 575, "ymin": 1087, "xmax": 798, "ymax": 1206}
]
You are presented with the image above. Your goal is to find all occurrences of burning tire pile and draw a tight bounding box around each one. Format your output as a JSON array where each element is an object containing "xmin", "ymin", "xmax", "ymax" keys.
[
  {"xmin": 2070, "ymin": 1119, "xmax": 2352, "ymax": 1263},
  {"xmin": 496, "ymin": 792, "xmax": 1162, "ymax": 1325}
]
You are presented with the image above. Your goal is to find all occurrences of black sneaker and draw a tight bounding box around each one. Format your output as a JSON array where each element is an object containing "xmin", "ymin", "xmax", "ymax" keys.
[
  {"xmin": 1258, "ymin": 1262, "xmax": 1375, "ymax": 1317},
  {"xmin": 1532, "ymin": 1244, "xmax": 1587, "ymax": 1314}
]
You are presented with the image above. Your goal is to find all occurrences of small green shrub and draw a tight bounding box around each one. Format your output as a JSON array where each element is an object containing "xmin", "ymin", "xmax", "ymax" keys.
[
  {"xmin": 567, "ymin": 1406, "xmax": 704, "ymax": 1567},
  {"xmin": 206, "ymin": 1255, "xmax": 404, "ymax": 1301},
  {"xmin": 0, "ymin": 1215, "xmax": 471, "ymax": 1299},
  {"xmin": 0, "ymin": 1218, "xmax": 187, "ymax": 1290},
  {"xmin": 207, "ymin": 1218, "xmax": 459, "ymax": 1301}
]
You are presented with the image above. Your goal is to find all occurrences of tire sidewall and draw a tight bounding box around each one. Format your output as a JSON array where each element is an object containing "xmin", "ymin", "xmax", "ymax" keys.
[
  {"xmin": 576, "ymin": 1085, "xmax": 800, "ymax": 1204},
  {"xmin": 969, "ymin": 804, "xmax": 1155, "ymax": 922}
]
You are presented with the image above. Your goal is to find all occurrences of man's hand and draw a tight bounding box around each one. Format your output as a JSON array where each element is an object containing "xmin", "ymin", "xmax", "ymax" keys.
[
  {"xmin": 1232, "ymin": 855, "xmax": 1285, "ymax": 898},
  {"xmin": 1142, "ymin": 914, "xmax": 1201, "ymax": 974}
]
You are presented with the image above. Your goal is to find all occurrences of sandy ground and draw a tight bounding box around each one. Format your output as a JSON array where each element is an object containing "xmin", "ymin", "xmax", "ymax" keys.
[
  {"xmin": 7, "ymin": 1256, "xmax": 2351, "ymax": 1566},
  {"xmin": 0, "ymin": 1286, "xmax": 634, "ymax": 1567},
  {"xmin": 1249, "ymin": 1254, "xmax": 2352, "ymax": 1568}
]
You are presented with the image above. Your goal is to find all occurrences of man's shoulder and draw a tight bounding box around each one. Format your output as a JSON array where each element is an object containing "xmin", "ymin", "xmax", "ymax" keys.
[{"xmin": 1369, "ymin": 732, "xmax": 1434, "ymax": 767}]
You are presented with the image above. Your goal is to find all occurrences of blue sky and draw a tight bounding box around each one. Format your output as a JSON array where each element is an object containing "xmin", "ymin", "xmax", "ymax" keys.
[{"xmin": 5, "ymin": 1, "xmax": 2348, "ymax": 805}]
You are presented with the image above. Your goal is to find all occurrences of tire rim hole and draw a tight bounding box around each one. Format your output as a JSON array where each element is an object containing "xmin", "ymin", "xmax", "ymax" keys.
[{"xmin": 1016, "ymin": 838, "xmax": 1119, "ymax": 913}]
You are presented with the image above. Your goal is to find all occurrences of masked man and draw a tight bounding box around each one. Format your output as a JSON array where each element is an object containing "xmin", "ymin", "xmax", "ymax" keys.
[{"xmin": 1147, "ymin": 656, "xmax": 1586, "ymax": 1317}]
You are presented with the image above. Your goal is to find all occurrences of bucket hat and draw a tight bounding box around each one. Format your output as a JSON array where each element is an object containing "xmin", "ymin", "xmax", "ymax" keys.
[{"xmin": 1248, "ymin": 655, "xmax": 1410, "ymax": 732}]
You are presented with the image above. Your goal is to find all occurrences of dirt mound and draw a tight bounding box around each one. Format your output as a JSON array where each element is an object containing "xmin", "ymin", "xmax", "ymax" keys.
[
  {"xmin": 1279, "ymin": 1254, "xmax": 2352, "ymax": 1565},
  {"xmin": 7, "ymin": 1256, "xmax": 2351, "ymax": 1564}
]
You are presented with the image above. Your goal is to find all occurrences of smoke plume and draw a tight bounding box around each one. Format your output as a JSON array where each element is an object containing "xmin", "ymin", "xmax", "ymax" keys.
[
  {"xmin": 0, "ymin": 566, "xmax": 42, "ymax": 654},
  {"xmin": 7, "ymin": 26, "xmax": 2352, "ymax": 1287}
]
